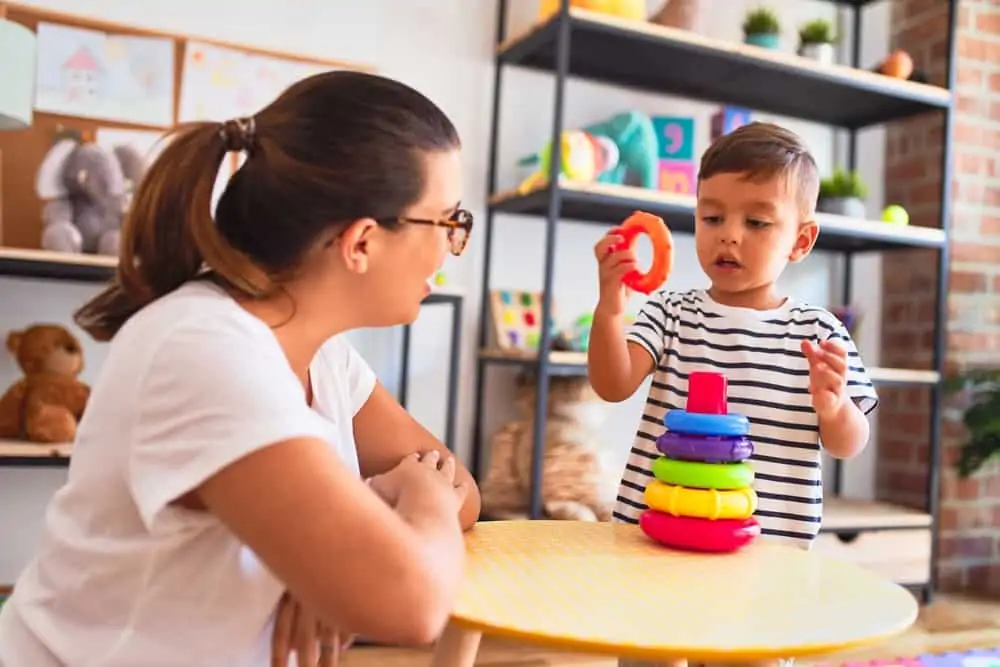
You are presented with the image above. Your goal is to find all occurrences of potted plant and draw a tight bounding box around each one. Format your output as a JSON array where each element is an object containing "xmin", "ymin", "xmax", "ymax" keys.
[
  {"xmin": 945, "ymin": 369, "xmax": 1000, "ymax": 478},
  {"xmin": 742, "ymin": 7, "xmax": 781, "ymax": 49},
  {"xmin": 798, "ymin": 18, "xmax": 836, "ymax": 64},
  {"xmin": 817, "ymin": 168, "xmax": 868, "ymax": 218}
]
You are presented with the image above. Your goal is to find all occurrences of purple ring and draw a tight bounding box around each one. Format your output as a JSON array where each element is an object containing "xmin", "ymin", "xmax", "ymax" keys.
[{"xmin": 655, "ymin": 431, "xmax": 754, "ymax": 463}]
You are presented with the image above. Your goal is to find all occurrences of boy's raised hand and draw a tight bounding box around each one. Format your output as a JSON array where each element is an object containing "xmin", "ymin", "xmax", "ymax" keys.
[
  {"xmin": 802, "ymin": 339, "xmax": 848, "ymax": 418},
  {"xmin": 594, "ymin": 230, "xmax": 637, "ymax": 317}
]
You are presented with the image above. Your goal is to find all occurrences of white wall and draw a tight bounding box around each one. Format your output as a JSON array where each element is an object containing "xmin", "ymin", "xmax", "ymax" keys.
[{"xmin": 0, "ymin": 0, "xmax": 888, "ymax": 583}]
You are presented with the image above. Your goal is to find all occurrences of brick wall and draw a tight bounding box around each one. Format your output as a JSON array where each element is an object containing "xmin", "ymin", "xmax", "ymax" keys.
[{"xmin": 878, "ymin": 0, "xmax": 1000, "ymax": 593}]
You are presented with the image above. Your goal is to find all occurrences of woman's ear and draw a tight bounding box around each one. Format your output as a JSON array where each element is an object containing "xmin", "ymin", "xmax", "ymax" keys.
[{"xmin": 336, "ymin": 218, "xmax": 380, "ymax": 274}]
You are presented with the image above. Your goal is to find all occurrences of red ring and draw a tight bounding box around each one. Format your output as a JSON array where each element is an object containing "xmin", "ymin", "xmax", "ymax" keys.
[{"xmin": 639, "ymin": 510, "xmax": 760, "ymax": 553}]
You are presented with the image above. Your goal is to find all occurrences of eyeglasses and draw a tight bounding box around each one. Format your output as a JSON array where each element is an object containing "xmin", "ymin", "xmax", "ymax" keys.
[{"xmin": 395, "ymin": 208, "xmax": 474, "ymax": 257}]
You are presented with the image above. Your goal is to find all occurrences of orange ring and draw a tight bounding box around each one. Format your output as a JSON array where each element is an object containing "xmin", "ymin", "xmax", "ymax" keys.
[{"xmin": 611, "ymin": 211, "xmax": 673, "ymax": 294}]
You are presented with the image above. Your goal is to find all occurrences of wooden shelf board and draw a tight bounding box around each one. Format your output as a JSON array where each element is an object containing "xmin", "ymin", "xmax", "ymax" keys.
[
  {"xmin": 0, "ymin": 247, "xmax": 117, "ymax": 282},
  {"xmin": 0, "ymin": 247, "xmax": 466, "ymax": 303},
  {"xmin": 498, "ymin": 8, "xmax": 951, "ymax": 129},
  {"xmin": 481, "ymin": 349, "xmax": 940, "ymax": 386},
  {"xmin": 0, "ymin": 438, "xmax": 72, "ymax": 466},
  {"xmin": 489, "ymin": 182, "xmax": 948, "ymax": 253},
  {"xmin": 820, "ymin": 498, "xmax": 932, "ymax": 532}
]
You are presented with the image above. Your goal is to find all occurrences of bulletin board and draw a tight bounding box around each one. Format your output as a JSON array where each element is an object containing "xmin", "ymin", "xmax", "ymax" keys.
[{"xmin": 0, "ymin": 2, "xmax": 373, "ymax": 250}]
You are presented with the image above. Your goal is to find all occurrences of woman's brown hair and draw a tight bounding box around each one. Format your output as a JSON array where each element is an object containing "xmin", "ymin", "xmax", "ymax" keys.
[{"xmin": 74, "ymin": 70, "xmax": 460, "ymax": 341}]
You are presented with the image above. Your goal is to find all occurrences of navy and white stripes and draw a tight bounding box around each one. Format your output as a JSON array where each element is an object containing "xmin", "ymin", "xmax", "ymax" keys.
[{"xmin": 613, "ymin": 289, "xmax": 879, "ymax": 549}]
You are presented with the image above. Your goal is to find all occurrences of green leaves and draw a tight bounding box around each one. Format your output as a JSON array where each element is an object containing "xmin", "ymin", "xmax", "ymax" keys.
[{"xmin": 947, "ymin": 370, "xmax": 1000, "ymax": 477}]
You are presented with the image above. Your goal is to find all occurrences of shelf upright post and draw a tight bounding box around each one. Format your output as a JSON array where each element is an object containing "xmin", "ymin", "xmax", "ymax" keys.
[
  {"xmin": 470, "ymin": 0, "xmax": 511, "ymax": 481},
  {"xmin": 832, "ymin": 2, "xmax": 864, "ymax": 498},
  {"xmin": 527, "ymin": 0, "xmax": 572, "ymax": 519},
  {"xmin": 926, "ymin": 0, "xmax": 959, "ymax": 605}
]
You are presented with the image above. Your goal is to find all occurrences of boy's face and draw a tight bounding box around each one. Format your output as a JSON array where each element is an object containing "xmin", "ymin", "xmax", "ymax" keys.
[{"xmin": 694, "ymin": 170, "xmax": 818, "ymax": 302}]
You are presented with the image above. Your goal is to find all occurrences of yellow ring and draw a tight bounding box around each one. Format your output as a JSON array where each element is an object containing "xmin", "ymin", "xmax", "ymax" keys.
[{"xmin": 643, "ymin": 480, "xmax": 757, "ymax": 520}]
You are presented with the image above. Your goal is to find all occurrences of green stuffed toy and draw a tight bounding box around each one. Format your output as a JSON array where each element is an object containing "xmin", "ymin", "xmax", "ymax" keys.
[{"xmin": 582, "ymin": 110, "xmax": 659, "ymax": 190}]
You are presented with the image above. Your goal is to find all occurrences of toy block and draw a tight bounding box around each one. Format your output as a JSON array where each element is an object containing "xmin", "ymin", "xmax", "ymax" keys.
[
  {"xmin": 652, "ymin": 115, "xmax": 695, "ymax": 162},
  {"xmin": 711, "ymin": 106, "xmax": 753, "ymax": 141},
  {"xmin": 657, "ymin": 159, "xmax": 696, "ymax": 195}
]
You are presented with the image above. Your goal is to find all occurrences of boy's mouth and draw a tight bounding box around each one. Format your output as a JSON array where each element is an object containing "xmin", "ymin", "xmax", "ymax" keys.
[{"xmin": 714, "ymin": 254, "xmax": 742, "ymax": 269}]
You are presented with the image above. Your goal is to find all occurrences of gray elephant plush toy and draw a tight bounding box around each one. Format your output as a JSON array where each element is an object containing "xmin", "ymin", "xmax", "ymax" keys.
[{"xmin": 35, "ymin": 138, "xmax": 147, "ymax": 256}]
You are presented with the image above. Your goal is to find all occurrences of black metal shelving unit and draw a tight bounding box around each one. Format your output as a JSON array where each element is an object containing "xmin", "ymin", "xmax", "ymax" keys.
[
  {"xmin": 471, "ymin": 0, "xmax": 957, "ymax": 604},
  {"xmin": 0, "ymin": 249, "xmax": 465, "ymax": 465}
]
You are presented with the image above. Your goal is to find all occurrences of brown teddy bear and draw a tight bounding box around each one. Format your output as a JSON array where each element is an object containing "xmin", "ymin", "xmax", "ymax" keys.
[{"xmin": 0, "ymin": 324, "xmax": 91, "ymax": 444}]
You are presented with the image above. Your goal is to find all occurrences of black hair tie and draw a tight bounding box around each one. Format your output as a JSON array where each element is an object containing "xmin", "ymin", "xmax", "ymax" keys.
[{"xmin": 219, "ymin": 116, "xmax": 257, "ymax": 154}]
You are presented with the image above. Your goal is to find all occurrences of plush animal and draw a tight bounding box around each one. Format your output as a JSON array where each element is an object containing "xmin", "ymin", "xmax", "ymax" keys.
[
  {"xmin": 538, "ymin": 0, "xmax": 646, "ymax": 21},
  {"xmin": 0, "ymin": 324, "xmax": 90, "ymax": 444},
  {"xmin": 515, "ymin": 129, "xmax": 621, "ymax": 193},
  {"xmin": 583, "ymin": 110, "xmax": 660, "ymax": 189},
  {"xmin": 480, "ymin": 373, "xmax": 617, "ymax": 521},
  {"xmin": 514, "ymin": 110, "xmax": 659, "ymax": 192},
  {"xmin": 35, "ymin": 138, "xmax": 147, "ymax": 256}
]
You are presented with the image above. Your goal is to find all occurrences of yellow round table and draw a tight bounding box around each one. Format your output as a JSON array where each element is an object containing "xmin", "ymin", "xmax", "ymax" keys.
[{"xmin": 430, "ymin": 520, "xmax": 918, "ymax": 666}]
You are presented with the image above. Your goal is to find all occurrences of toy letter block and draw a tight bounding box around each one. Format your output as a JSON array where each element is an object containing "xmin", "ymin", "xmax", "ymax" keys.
[
  {"xmin": 711, "ymin": 106, "xmax": 753, "ymax": 141},
  {"xmin": 652, "ymin": 116, "xmax": 695, "ymax": 162},
  {"xmin": 658, "ymin": 159, "xmax": 696, "ymax": 195}
]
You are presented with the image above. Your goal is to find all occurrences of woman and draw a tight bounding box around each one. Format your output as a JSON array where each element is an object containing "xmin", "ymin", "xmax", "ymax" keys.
[{"xmin": 0, "ymin": 71, "xmax": 480, "ymax": 666}]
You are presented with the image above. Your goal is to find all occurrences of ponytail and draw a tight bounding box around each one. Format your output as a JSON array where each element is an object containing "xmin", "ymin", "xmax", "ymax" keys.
[{"xmin": 74, "ymin": 121, "xmax": 270, "ymax": 342}]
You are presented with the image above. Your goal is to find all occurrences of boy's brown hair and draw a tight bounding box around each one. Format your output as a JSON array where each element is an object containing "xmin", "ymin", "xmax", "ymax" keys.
[{"xmin": 698, "ymin": 121, "xmax": 819, "ymax": 217}]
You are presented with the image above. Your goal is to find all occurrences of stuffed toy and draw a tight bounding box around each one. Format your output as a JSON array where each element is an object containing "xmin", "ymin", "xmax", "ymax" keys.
[
  {"xmin": 480, "ymin": 373, "xmax": 617, "ymax": 521},
  {"xmin": 0, "ymin": 324, "xmax": 90, "ymax": 444},
  {"xmin": 538, "ymin": 0, "xmax": 646, "ymax": 21},
  {"xmin": 35, "ymin": 137, "xmax": 147, "ymax": 256},
  {"xmin": 582, "ymin": 110, "xmax": 659, "ymax": 190}
]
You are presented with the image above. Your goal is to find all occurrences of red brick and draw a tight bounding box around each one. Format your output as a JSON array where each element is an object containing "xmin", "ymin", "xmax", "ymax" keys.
[
  {"xmin": 982, "ymin": 216, "xmax": 1000, "ymax": 236},
  {"xmin": 975, "ymin": 8, "xmax": 1000, "ymax": 36},
  {"xmin": 950, "ymin": 270, "xmax": 988, "ymax": 293},
  {"xmin": 959, "ymin": 35, "xmax": 1000, "ymax": 63},
  {"xmin": 952, "ymin": 242, "xmax": 1000, "ymax": 264}
]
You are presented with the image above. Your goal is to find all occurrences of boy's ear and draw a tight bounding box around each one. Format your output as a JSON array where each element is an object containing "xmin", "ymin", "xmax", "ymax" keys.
[{"xmin": 789, "ymin": 220, "xmax": 819, "ymax": 263}]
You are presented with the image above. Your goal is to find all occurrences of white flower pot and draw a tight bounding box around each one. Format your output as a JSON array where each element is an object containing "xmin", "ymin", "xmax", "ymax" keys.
[
  {"xmin": 798, "ymin": 42, "xmax": 835, "ymax": 64},
  {"xmin": 818, "ymin": 196, "xmax": 866, "ymax": 219}
]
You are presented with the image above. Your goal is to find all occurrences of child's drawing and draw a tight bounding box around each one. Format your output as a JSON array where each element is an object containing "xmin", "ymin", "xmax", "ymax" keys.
[
  {"xmin": 177, "ymin": 40, "xmax": 334, "ymax": 123},
  {"xmin": 34, "ymin": 22, "xmax": 175, "ymax": 128}
]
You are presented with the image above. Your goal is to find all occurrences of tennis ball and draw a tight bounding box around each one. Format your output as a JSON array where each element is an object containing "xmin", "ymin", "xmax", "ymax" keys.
[{"xmin": 881, "ymin": 204, "xmax": 910, "ymax": 225}]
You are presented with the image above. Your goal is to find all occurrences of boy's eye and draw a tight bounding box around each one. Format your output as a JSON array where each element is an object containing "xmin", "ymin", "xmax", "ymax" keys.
[
  {"xmin": 747, "ymin": 218, "xmax": 772, "ymax": 228},
  {"xmin": 700, "ymin": 216, "xmax": 722, "ymax": 224}
]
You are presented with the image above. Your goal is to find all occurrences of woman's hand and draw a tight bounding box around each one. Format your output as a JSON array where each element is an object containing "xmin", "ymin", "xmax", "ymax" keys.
[
  {"xmin": 368, "ymin": 450, "xmax": 468, "ymax": 512},
  {"xmin": 271, "ymin": 592, "xmax": 353, "ymax": 667}
]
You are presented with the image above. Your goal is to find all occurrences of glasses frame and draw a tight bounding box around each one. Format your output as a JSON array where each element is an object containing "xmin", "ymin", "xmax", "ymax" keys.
[{"xmin": 386, "ymin": 208, "xmax": 473, "ymax": 257}]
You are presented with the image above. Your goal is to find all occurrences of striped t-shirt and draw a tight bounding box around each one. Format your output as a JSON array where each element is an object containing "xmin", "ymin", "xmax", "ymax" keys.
[{"xmin": 613, "ymin": 288, "xmax": 879, "ymax": 549}]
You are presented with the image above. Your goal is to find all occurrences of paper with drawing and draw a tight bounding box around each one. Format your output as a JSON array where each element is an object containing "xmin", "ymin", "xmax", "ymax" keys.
[
  {"xmin": 178, "ymin": 40, "xmax": 333, "ymax": 122},
  {"xmin": 33, "ymin": 22, "xmax": 175, "ymax": 127}
]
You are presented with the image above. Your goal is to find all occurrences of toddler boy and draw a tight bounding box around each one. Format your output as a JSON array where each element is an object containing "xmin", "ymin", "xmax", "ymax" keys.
[{"xmin": 586, "ymin": 122, "xmax": 879, "ymax": 667}]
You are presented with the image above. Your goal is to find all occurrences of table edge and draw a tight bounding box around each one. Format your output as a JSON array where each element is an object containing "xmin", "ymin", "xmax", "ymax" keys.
[{"xmin": 448, "ymin": 606, "xmax": 920, "ymax": 662}]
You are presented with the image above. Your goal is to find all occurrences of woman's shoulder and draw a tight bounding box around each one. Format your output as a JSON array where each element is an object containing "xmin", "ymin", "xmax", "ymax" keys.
[{"xmin": 113, "ymin": 281, "xmax": 283, "ymax": 368}]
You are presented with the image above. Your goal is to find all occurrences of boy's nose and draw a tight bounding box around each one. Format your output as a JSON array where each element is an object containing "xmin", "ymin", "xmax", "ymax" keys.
[{"xmin": 719, "ymin": 220, "xmax": 741, "ymax": 244}]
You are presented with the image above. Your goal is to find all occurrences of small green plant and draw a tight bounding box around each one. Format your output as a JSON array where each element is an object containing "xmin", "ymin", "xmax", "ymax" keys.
[
  {"xmin": 799, "ymin": 18, "xmax": 836, "ymax": 45},
  {"xmin": 944, "ymin": 369, "xmax": 1000, "ymax": 477},
  {"xmin": 819, "ymin": 168, "xmax": 868, "ymax": 200},
  {"xmin": 743, "ymin": 7, "xmax": 781, "ymax": 36}
]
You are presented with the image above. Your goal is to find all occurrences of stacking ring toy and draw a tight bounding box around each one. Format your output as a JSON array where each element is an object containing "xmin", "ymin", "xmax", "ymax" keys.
[
  {"xmin": 664, "ymin": 409, "xmax": 749, "ymax": 437},
  {"xmin": 656, "ymin": 431, "xmax": 753, "ymax": 463},
  {"xmin": 644, "ymin": 480, "xmax": 757, "ymax": 520},
  {"xmin": 652, "ymin": 456, "xmax": 754, "ymax": 490},
  {"xmin": 610, "ymin": 211, "xmax": 673, "ymax": 294},
  {"xmin": 639, "ymin": 510, "xmax": 761, "ymax": 553}
]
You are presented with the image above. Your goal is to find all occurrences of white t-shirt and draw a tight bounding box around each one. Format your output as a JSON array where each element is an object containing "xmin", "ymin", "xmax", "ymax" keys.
[{"xmin": 0, "ymin": 280, "xmax": 377, "ymax": 666}]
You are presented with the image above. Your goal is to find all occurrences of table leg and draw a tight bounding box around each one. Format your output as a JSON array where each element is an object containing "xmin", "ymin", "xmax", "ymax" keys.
[{"xmin": 429, "ymin": 621, "xmax": 481, "ymax": 667}]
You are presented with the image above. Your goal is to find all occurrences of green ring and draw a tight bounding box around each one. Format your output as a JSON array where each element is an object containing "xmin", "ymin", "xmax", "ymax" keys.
[{"xmin": 652, "ymin": 456, "xmax": 754, "ymax": 490}]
